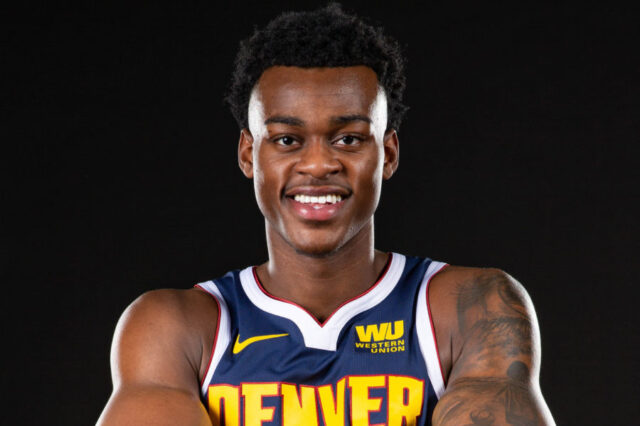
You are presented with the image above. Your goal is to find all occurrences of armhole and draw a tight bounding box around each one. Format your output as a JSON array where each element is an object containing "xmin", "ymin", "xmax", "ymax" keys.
[
  {"xmin": 415, "ymin": 261, "xmax": 449, "ymax": 399},
  {"xmin": 194, "ymin": 281, "xmax": 232, "ymax": 397}
]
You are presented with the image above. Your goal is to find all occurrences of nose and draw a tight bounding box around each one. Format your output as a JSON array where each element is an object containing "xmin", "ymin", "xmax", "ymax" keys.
[{"xmin": 294, "ymin": 139, "xmax": 342, "ymax": 178}]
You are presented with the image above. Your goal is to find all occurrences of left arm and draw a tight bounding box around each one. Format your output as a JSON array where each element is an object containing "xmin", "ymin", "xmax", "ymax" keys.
[{"xmin": 432, "ymin": 269, "xmax": 554, "ymax": 425}]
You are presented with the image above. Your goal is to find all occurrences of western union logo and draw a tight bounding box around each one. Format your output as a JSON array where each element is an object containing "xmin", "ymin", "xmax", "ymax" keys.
[
  {"xmin": 355, "ymin": 320, "xmax": 404, "ymax": 342},
  {"xmin": 354, "ymin": 320, "xmax": 405, "ymax": 354}
]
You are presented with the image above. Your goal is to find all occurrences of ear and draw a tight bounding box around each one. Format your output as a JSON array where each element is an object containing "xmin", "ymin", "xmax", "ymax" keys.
[
  {"xmin": 382, "ymin": 129, "xmax": 399, "ymax": 180},
  {"xmin": 238, "ymin": 129, "xmax": 254, "ymax": 179}
]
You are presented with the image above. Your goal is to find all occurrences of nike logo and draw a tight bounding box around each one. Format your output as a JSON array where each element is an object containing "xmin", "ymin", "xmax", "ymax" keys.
[{"xmin": 232, "ymin": 333, "xmax": 289, "ymax": 354}]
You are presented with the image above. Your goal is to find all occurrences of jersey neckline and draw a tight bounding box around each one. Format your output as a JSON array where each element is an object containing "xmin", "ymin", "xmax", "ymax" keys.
[
  {"xmin": 251, "ymin": 253, "xmax": 393, "ymax": 327},
  {"xmin": 238, "ymin": 253, "xmax": 406, "ymax": 351}
]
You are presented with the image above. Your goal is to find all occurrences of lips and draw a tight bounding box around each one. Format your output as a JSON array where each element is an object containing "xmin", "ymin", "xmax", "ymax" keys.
[
  {"xmin": 284, "ymin": 185, "xmax": 351, "ymax": 221},
  {"xmin": 284, "ymin": 185, "xmax": 351, "ymax": 198}
]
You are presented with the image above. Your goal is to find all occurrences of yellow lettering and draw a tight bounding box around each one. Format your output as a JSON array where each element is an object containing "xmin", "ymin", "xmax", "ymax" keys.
[
  {"xmin": 348, "ymin": 375, "xmax": 385, "ymax": 426},
  {"xmin": 208, "ymin": 385, "xmax": 240, "ymax": 426},
  {"xmin": 388, "ymin": 376, "xmax": 424, "ymax": 426},
  {"xmin": 242, "ymin": 383, "xmax": 278, "ymax": 426},
  {"xmin": 281, "ymin": 384, "xmax": 319, "ymax": 426},
  {"xmin": 355, "ymin": 323, "xmax": 389, "ymax": 342},
  {"xmin": 385, "ymin": 320, "xmax": 404, "ymax": 340},
  {"xmin": 318, "ymin": 378, "xmax": 346, "ymax": 426}
]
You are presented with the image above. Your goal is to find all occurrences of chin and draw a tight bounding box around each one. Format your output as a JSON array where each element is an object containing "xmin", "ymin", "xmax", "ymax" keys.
[
  {"xmin": 287, "ymin": 231, "xmax": 347, "ymax": 258},
  {"xmin": 290, "ymin": 239, "xmax": 343, "ymax": 258}
]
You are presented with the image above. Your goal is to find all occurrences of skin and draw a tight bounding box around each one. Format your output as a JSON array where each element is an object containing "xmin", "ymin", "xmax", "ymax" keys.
[
  {"xmin": 239, "ymin": 66, "xmax": 398, "ymax": 320},
  {"xmin": 98, "ymin": 66, "xmax": 554, "ymax": 425}
]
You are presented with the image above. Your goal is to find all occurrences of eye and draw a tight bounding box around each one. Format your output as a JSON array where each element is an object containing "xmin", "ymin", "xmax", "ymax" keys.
[
  {"xmin": 274, "ymin": 136, "xmax": 298, "ymax": 146},
  {"xmin": 335, "ymin": 135, "xmax": 360, "ymax": 146}
]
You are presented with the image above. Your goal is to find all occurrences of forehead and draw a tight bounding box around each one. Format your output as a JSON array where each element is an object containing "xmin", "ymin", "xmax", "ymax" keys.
[{"xmin": 251, "ymin": 66, "xmax": 382, "ymax": 119}]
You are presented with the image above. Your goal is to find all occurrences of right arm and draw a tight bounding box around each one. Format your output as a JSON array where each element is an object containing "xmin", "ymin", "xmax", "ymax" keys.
[{"xmin": 97, "ymin": 289, "xmax": 216, "ymax": 426}]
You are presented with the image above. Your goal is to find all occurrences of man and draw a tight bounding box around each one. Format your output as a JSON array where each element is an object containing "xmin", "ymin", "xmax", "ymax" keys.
[{"xmin": 98, "ymin": 4, "xmax": 554, "ymax": 425}]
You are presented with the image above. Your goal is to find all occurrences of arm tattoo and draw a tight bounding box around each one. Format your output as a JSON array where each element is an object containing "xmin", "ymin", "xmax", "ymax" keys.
[
  {"xmin": 467, "ymin": 409, "xmax": 495, "ymax": 425},
  {"xmin": 454, "ymin": 272, "xmax": 533, "ymax": 368},
  {"xmin": 434, "ymin": 362, "xmax": 538, "ymax": 425},
  {"xmin": 503, "ymin": 361, "xmax": 536, "ymax": 425},
  {"xmin": 456, "ymin": 271, "xmax": 529, "ymax": 335},
  {"xmin": 432, "ymin": 271, "xmax": 546, "ymax": 425}
]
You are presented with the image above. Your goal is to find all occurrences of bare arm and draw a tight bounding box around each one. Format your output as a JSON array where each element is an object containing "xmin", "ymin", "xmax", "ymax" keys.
[
  {"xmin": 97, "ymin": 290, "xmax": 215, "ymax": 426},
  {"xmin": 432, "ymin": 269, "xmax": 554, "ymax": 425}
]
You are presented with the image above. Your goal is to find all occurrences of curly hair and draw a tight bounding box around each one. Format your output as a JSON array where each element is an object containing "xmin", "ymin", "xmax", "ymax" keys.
[{"xmin": 226, "ymin": 3, "xmax": 407, "ymax": 131}]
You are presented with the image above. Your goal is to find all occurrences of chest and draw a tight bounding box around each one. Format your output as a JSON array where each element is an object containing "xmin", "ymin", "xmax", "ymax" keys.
[{"xmin": 198, "ymin": 254, "xmax": 445, "ymax": 425}]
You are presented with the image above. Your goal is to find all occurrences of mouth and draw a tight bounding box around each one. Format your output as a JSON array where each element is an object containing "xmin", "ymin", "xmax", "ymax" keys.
[
  {"xmin": 291, "ymin": 193, "xmax": 344, "ymax": 205},
  {"xmin": 284, "ymin": 187, "xmax": 351, "ymax": 221}
]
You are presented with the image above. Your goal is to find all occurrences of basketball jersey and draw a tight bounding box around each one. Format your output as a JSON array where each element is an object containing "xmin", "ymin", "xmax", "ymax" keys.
[{"xmin": 196, "ymin": 253, "xmax": 448, "ymax": 426}]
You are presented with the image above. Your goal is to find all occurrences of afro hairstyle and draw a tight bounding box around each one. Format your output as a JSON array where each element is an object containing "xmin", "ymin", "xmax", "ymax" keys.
[{"xmin": 226, "ymin": 3, "xmax": 408, "ymax": 131}]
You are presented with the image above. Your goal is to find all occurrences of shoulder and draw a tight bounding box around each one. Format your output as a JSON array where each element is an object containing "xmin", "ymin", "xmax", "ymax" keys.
[
  {"xmin": 111, "ymin": 288, "xmax": 219, "ymax": 388},
  {"xmin": 429, "ymin": 265, "xmax": 533, "ymax": 318},
  {"xmin": 123, "ymin": 287, "xmax": 220, "ymax": 321},
  {"xmin": 428, "ymin": 266, "xmax": 538, "ymax": 381},
  {"xmin": 432, "ymin": 266, "xmax": 533, "ymax": 310},
  {"xmin": 115, "ymin": 288, "xmax": 219, "ymax": 345}
]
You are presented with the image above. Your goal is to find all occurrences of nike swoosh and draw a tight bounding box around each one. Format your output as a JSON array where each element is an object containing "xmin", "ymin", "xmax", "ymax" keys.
[{"xmin": 232, "ymin": 333, "xmax": 289, "ymax": 354}]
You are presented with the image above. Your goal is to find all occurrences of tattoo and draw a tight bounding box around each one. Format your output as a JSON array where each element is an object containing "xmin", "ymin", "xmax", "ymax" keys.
[
  {"xmin": 507, "ymin": 360, "xmax": 529, "ymax": 382},
  {"xmin": 497, "ymin": 281, "xmax": 527, "ymax": 317},
  {"xmin": 456, "ymin": 271, "xmax": 529, "ymax": 335},
  {"xmin": 434, "ymin": 362, "xmax": 539, "ymax": 425},
  {"xmin": 432, "ymin": 271, "xmax": 543, "ymax": 425},
  {"xmin": 434, "ymin": 399, "xmax": 465, "ymax": 424},
  {"xmin": 455, "ymin": 274, "xmax": 493, "ymax": 333},
  {"xmin": 466, "ymin": 409, "xmax": 495, "ymax": 425},
  {"xmin": 453, "ymin": 272, "xmax": 533, "ymax": 370},
  {"xmin": 468, "ymin": 317, "xmax": 532, "ymax": 359},
  {"xmin": 502, "ymin": 362, "xmax": 537, "ymax": 425}
]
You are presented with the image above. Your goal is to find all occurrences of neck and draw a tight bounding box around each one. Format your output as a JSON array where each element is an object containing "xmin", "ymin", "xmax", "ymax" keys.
[{"xmin": 256, "ymin": 220, "xmax": 389, "ymax": 323}]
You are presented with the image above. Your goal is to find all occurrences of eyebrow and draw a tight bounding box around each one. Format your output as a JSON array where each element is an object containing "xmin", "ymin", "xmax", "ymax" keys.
[
  {"xmin": 330, "ymin": 114, "xmax": 372, "ymax": 125},
  {"xmin": 264, "ymin": 116, "xmax": 305, "ymax": 126},
  {"xmin": 264, "ymin": 114, "xmax": 372, "ymax": 126}
]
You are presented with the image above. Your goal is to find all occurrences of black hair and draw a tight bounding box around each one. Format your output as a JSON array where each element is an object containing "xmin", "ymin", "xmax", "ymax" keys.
[{"xmin": 226, "ymin": 3, "xmax": 407, "ymax": 131}]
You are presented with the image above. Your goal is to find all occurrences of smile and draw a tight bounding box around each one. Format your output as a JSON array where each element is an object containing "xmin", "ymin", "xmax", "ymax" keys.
[
  {"xmin": 286, "ymin": 193, "xmax": 348, "ymax": 221},
  {"xmin": 293, "ymin": 194, "xmax": 343, "ymax": 205}
]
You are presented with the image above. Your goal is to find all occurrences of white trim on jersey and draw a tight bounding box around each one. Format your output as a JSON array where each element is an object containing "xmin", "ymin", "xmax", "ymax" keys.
[
  {"xmin": 416, "ymin": 260, "xmax": 449, "ymax": 399},
  {"xmin": 195, "ymin": 281, "xmax": 232, "ymax": 396},
  {"xmin": 239, "ymin": 253, "xmax": 406, "ymax": 351}
]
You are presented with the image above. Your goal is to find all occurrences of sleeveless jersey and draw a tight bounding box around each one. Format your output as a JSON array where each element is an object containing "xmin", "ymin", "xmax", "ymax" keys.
[{"xmin": 196, "ymin": 253, "xmax": 448, "ymax": 426}]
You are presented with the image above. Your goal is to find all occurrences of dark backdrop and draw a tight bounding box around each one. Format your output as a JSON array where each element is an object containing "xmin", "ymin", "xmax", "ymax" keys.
[{"xmin": 4, "ymin": 1, "xmax": 638, "ymax": 425}]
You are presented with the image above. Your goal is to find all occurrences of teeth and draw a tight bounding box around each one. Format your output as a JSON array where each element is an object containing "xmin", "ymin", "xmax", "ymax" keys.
[{"xmin": 293, "ymin": 194, "xmax": 343, "ymax": 204}]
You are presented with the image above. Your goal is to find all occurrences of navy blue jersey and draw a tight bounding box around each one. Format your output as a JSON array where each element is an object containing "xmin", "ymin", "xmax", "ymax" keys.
[{"xmin": 196, "ymin": 253, "xmax": 448, "ymax": 426}]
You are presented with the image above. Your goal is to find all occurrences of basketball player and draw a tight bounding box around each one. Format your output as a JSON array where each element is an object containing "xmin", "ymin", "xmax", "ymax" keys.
[{"xmin": 98, "ymin": 5, "xmax": 554, "ymax": 425}]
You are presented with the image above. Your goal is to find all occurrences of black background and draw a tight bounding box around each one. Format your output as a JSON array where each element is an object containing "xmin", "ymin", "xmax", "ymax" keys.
[{"xmin": 4, "ymin": 1, "xmax": 638, "ymax": 425}]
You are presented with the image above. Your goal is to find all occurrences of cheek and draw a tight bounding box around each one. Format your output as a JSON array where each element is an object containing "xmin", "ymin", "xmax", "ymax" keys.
[
  {"xmin": 253, "ymin": 152, "xmax": 289, "ymax": 212},
  {"xmin": 253, "ymin": 169, "xmax": 265, "ymax": 203},
  {"xmin": 253, "ymin": 167, "xmax": 279, "ymax": 203},
  {"xmin": 356, "ymin": 149, "xmax": 384, "ymax": 187},
  {"xmin": 251, "ymin": 154, "xmax": 274, "ymax": 216},
  {"xmin": 252, "ymin": 169, "xmax": 268, "ymax": 216},
  {"xmin": 253, "ymin": 146, "xmax": 274, "ymax": 197},
  {"xmin": 351, "ymin": 154, "xmax": 384, "ymax": 207}
]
